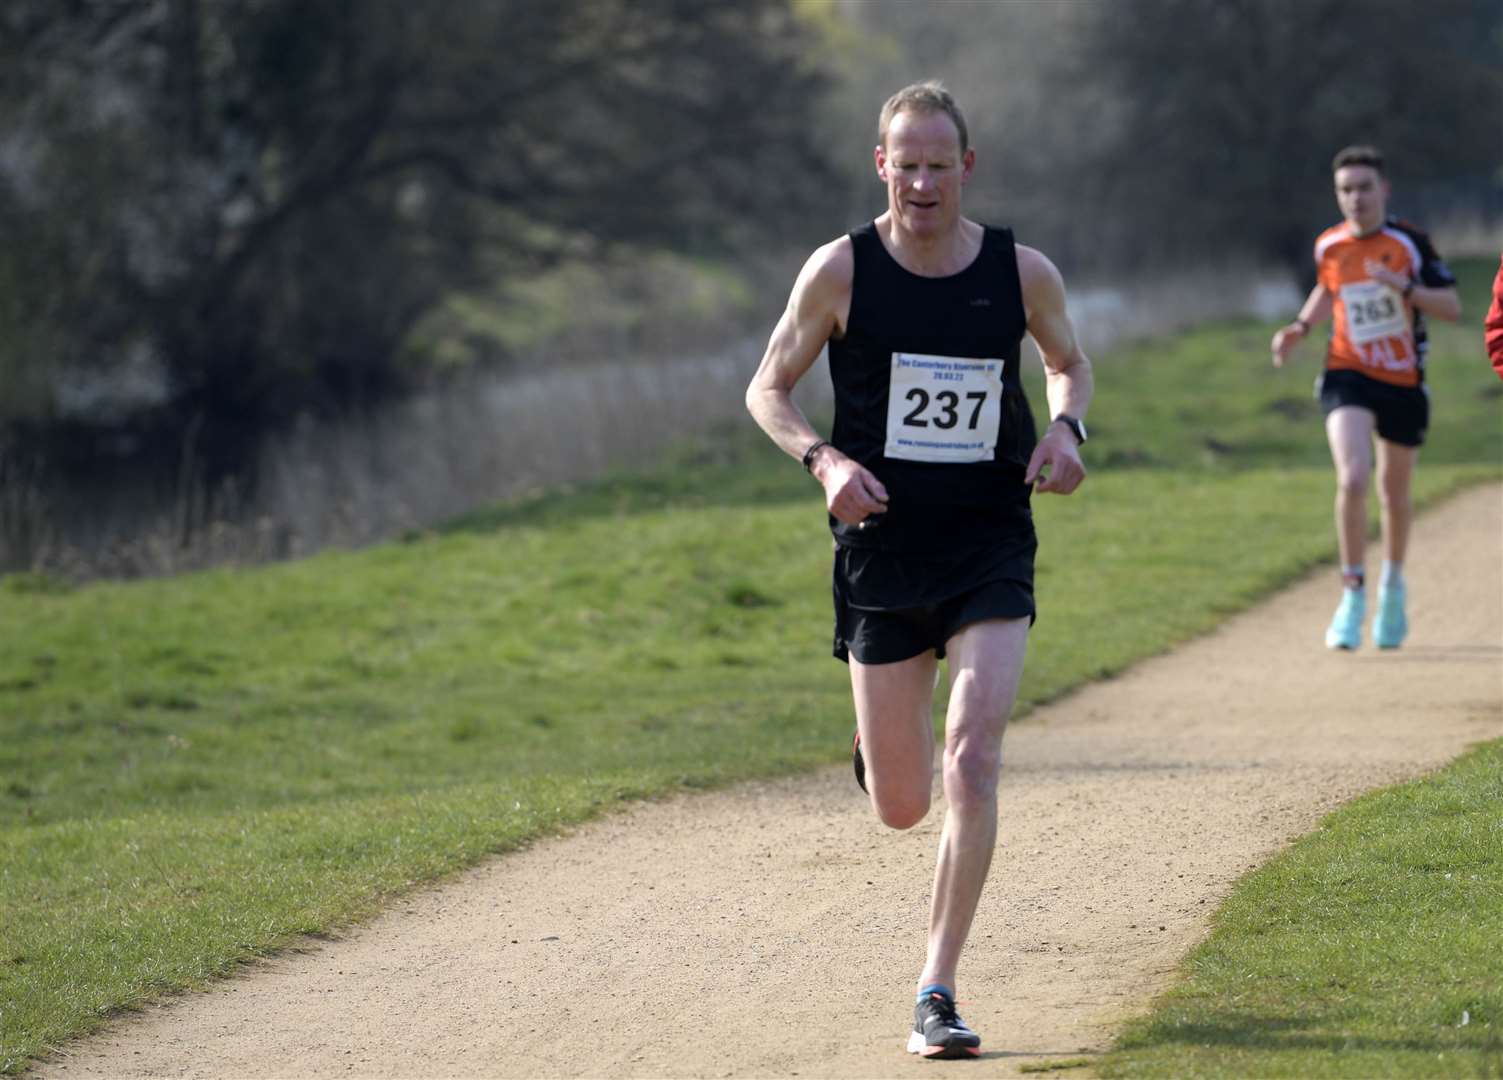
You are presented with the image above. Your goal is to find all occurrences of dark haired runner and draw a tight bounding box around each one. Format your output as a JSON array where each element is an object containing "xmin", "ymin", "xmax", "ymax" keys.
[{"xmin": 1271, "ymin": 146, "xmax": 1461, "ymax": 650}]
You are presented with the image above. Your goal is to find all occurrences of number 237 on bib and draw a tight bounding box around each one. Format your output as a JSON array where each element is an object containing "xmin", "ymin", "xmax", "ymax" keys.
[{"xmin": 884, "ymin": 352, "xmax": 1004, "ymax": 464}]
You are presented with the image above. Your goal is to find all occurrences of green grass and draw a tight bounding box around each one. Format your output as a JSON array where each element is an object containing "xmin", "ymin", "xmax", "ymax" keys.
[
  {"xmin": 1020, "ymin": 1057, "xmax": 1094, "ymax": 1073},
  {"xmin": 1100, "ymin": 739, "xmax": 1503, "ymax": 1078},
  {"xmin": 0, "ymin": 258, "xmax": 1499, "ymax": 1073}
]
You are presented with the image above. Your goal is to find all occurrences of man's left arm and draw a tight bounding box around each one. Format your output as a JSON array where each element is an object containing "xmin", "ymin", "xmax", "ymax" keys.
[
  {"xmin": 1409, "ymin": 282, "xmax": 1462, "ymax": 322},
  {"xmin": 1365, "ymin": 239, "xmax": 1462, "ymax": 323},
  {"xmin": 1017, "ymin": 245, "xmax": 1093, "ymax": 495}
]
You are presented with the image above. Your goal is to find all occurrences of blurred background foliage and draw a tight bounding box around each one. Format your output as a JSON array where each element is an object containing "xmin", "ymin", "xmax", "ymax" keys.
[
  {"xmin": 0, "ymin": 0, "xmax": 833, "ymax": 446},
  {"xmin": 822, "ymin": 0, "xmax": 1502, "ymax": 267},
  {"xmin": 1, "ymin": 0, "xmax": 1499, "ymax": 575}
]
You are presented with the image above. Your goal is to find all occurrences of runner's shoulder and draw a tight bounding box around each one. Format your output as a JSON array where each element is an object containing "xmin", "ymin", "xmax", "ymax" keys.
[
  {"xmin": 1384, "ymin": 216, "xmax": 1434, "ymax": 247},
  {"xmin": 1384, "ymin": 217, "xmax": 1456, "ymax": 284},
  {"xmin": 793, "ymin": 235, "xmax": 855, "ymax": 305},
  {"xmin": 1014, "ymin": 243, "xmax": 1065, "ymax": 303},
  {"xmin": 1314, "ymin": 222, "xmax": 1351, "ymax": 261}
]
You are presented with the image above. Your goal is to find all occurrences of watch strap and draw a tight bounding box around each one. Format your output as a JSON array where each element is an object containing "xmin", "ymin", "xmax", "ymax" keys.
[{"xmin": 1053, "ymin": 414, "xmax": 1086, "ymax": 445}]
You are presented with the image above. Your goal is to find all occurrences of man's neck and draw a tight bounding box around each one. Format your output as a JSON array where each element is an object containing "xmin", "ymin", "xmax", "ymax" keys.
[{"xmin": 880, "ymin": 214, "xmax": 981, "ymax": 277}]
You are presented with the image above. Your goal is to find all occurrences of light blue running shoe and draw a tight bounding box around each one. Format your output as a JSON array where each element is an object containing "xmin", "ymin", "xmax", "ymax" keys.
[
  {"xmin": 1373, "ymin": 583, "xmax": 1408, "ymax": 649},
  {"xmin": 1325, "ymin": 588, "xmax": 1365, "ymax": 650}
]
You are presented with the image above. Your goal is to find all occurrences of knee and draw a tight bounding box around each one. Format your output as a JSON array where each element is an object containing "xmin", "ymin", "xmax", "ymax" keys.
[
  {"xmin": 872, "ymin": 786, "xmax": 930, "ymax": 830},
  {"xmin": 1336, "ymin": 469, "xmax": 1369, "ymax": 498},
  {"xmin": 942, "ymin": 740, "xmax": 1001, "ymax": 810}
]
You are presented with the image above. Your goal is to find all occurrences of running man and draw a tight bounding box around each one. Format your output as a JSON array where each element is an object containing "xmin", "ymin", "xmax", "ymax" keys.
[
  {"xmin": 1271, "ymin": 145, "xmax": 1460, "ymax": 650},
  {"xmin": 745, "ymin": 81, "xmax": 1092, "ymax": 1058}
]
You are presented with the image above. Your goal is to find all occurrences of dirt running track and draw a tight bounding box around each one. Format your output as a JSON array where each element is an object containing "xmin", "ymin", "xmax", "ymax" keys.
[{"xmin": 36, "ymin": 484, "xmax": 1503, "ymax": 1079}]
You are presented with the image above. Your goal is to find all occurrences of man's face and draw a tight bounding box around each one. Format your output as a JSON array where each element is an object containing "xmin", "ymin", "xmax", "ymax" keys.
[
  {"xmin": 875, "ymin": 109, "xmax": 974, "ymax": 237},
  {"xmin": 1334, "ymin": 165, "xmax": 1389, "ymax": 235}
]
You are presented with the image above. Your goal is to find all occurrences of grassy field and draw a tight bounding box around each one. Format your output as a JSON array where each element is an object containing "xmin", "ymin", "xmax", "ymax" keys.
[
  {"xmin": 1, "ymin": 258, "xmax": 1499, "ymax": 1073},
  {"xmin": 1100, "ymin": 740, "xmax": 1503, "ymax": 1078}
]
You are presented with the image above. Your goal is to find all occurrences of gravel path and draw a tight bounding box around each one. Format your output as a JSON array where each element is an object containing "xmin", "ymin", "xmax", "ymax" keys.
[{"xmin": 37, "ymin": 484, "xmax": 1502, "ymax": 1079}]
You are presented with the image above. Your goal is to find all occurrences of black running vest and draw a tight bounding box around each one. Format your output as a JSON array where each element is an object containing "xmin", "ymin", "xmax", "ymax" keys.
[{"xmin": 827, "ymin": 222, "xmax": 1036, "ymax": 552}]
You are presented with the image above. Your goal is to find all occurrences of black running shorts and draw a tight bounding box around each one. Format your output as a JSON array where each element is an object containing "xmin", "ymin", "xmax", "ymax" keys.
[
  {"xmin": 1318, "ymin": 369, "xmax": 1429, "ymax": 447},
  {"xmin": 831, "ymin": 538, "xmax": 1036, "ymax": 665}
]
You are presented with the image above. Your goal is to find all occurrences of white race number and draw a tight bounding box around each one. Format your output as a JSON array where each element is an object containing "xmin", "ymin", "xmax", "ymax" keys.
[
  {"xmin": 1340, "ymin": 280, "xmax": 1407, "ymax": 346},
  {"xmin": 884, "ymin": 352, "xmax": 1003, "ymax": 463}
]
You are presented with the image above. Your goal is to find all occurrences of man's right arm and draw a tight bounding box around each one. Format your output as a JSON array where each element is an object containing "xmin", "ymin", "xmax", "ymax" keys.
[
  {"xmin": 1271, "ymin": 284, "xmax": 1333, "ymax": 367},
  {"xmin": 744, "ymin": 239, "xmax": 888, "ymax": 525}
]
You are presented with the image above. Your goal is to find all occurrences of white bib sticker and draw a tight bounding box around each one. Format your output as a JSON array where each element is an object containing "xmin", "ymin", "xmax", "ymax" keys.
[
  {"xmin": 1340, "ymin": 280, "xmax": 1407, "ymax": 345},
  {"xmin": 884, "ymin": 352, "xmax": 1003, "ymax": 463}
]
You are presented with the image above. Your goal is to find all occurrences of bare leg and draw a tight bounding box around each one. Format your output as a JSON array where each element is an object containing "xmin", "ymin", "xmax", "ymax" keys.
[
  {"xmin": 850, "ymin": 650, "xmax": 939, "ymax": 830},
  {"xmin": 1325, "ymin": 407, "xmax": 1376, "ymax": 579},
  {"xmin": 1375, "ymin": 438, "xmax": 1418, "ymax": 565},
  {"xmin": 918, "ymin": 617, "xmax": 1029, "ymax": 993}
]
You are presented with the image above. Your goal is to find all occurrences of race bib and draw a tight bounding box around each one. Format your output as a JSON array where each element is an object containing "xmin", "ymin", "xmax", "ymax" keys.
[
  {"xmin": 884, "ymin": 352, "xmax": 1003, "ymax": 463},
  {"xmin": 1340, "ymin": 280, "xmax": 1407, "ymax": 346}
]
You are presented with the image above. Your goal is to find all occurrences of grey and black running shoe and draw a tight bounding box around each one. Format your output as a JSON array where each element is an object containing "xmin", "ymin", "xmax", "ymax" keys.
[{"xmin": 907, "ymin": 990, "xmax": 981, "ymax": 1059}]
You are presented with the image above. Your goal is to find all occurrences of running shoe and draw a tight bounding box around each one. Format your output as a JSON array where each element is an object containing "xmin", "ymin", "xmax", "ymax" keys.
[
  {"xmin": 1324, "ymin": 587, "xmax": 1365, "ymax": 650},
  {"xmin": 1373, "ymin": 582, "xmax": 1408, "ymax": 649},
  {"xmin": 853, "ymin": 729, "xmax": 867, "ymax": 794},
  {"xmin": 907, "ymin": 990, "xmax": 982, "ymax": 1059}
]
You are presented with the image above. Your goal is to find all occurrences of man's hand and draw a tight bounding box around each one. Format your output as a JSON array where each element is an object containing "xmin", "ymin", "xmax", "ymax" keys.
[
  {"xmin": 814, "ymin": 448, "xmax": 889, "ymax": 525},
  {"xmin": 1025, "ymin": 426, "xmax": 1086, "ymax": 495},
  {"xmin": 1273, "ymin": 286, "xmax": 1332, "ymax": 367},
  {"xmin": 1364, "ymin": 258, "xmax": 1410, "ymax": 293},
  {"xmin": 1270, "ymin": 322, "xmax": 1307, "ymax": 367}
]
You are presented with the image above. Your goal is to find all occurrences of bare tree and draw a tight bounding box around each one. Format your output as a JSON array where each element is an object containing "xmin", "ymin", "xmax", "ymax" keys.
[
  {"xmin": 0, "ymin": 0, "xmax": 837, "ymax": 471},
  {"xmin": 829, "ymin": 0, "xmax": 1501, "ymax": 275}
]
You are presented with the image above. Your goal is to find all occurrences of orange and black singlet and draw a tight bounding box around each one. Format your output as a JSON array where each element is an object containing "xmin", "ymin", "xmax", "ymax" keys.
[{"xmin": 1314, "ymin": 217, "xmax": 1456, "ymax": 388}]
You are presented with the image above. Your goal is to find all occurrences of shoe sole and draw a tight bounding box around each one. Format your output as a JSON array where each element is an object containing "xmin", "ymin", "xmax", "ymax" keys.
[{"xmin": 906, "ymin": 1031, "xmax": 981, "ymax": 1058}]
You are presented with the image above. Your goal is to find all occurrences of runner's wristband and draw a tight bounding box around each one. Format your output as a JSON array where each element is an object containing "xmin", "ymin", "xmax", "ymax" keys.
[
  {"xmin": 1402, "ymin": 280, "xmax": 1415, "ymax": 299},
  {"xmin": 801, "ymin": 439, "xmax": 830, "ymax": 473},
  {"xmin": 1293, "ymin": 317, "xmax": 1310, "ymax": 334}
]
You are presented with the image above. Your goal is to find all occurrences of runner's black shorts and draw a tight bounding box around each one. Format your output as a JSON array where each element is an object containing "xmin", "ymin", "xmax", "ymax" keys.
[
  {"xmin": 831, "ymin": 534, "xmax": 1036, "ymax": 665},
  {"xmin": 1318, "ymin": 369, "xmax": 1429, "ymax": 447}
]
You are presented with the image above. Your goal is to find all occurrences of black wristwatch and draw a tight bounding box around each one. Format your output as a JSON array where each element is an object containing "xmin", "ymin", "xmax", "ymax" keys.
[{"xmin": 1052, "ymin": 414, "xmax": 1087, "ymax": 446}]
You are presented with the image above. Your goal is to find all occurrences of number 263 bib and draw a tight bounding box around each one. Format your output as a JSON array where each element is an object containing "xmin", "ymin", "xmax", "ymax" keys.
[{"xmin": 884, "ymin": 352, "xmax": 1004, "ymax": 463}]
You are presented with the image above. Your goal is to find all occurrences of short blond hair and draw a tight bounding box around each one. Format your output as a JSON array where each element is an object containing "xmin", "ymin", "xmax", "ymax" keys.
[{"xmin": 878, "ymin": 81, "xmax": 969, "ymax": 155}]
